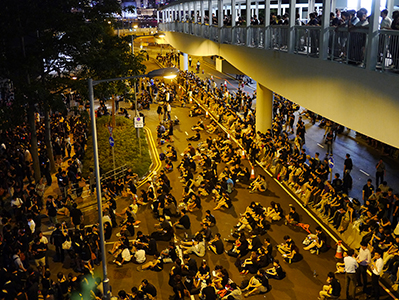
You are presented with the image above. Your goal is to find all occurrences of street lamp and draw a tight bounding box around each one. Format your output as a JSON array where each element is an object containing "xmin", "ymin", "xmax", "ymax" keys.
[{"xmin": 87, "ymin": 67, "xmax": 179, "ymax": 300}]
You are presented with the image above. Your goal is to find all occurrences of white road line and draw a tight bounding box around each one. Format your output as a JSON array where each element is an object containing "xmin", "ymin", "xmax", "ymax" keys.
[
  {"xmin": 317, "ymin": 143, "xmax": 325, "ymax": 148},
  {"xmin": 359, "ymin": 169, "xmax": 370, "ymax": 176}
]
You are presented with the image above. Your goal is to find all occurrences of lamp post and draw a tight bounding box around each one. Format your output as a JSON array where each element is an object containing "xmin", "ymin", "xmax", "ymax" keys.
[{"xmin": 87, "ymin": 67, "xmax": 179, "ymax": 300}]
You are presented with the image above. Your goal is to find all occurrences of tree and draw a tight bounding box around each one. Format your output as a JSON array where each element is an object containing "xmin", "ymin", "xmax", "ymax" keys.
[{"xmin": 0, "ymin": 0, "xmax": 145, "ymax": 182}]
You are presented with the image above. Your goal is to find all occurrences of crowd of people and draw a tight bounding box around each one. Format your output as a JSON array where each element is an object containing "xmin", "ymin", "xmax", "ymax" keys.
[{"xmin": 2, "ymin": 56, "xmax": 399, "ymax": 300}]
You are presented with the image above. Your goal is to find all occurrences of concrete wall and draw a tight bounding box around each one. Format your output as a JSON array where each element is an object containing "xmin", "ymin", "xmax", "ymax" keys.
[{"xmin": 164, "ymin": 31, "xmax": 399, "ymax": 149}]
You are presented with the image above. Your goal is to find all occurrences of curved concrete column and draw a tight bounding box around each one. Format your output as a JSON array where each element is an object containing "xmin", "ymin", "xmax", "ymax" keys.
[{"xmin": 255, "ymin": 83, "xmax": 273, "ymax": 134}]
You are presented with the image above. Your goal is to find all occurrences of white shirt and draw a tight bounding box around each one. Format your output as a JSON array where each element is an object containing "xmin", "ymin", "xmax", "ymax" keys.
[
  {"xmin": 134, "ymin": 249, "xmax": 146, "ymax": 263},
  {"xmin": 380, "ymin": 16, "xmax": 392, "ymax": 29},
  {"xmin": 28, "ymin": 220, "xmax": 36, "ymax": 234},
  {"xmin": 372, "ymin": 257, "xmax": 384, "ymax": 275},
  {"xmin": 344, "ymin": 256, "xmax": 358, "ymax": 273},
  {"xmin": 357, "ymin": 248, "xmax": 371, "ymax": 266},
  {"xmin": 121, "ymin": 248, "xmax": 132, "ymax": 262}
]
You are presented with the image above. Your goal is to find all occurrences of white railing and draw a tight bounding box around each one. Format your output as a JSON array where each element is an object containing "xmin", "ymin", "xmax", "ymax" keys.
[{"xmin": 158, "ymin": 22, "xmax": 399, "ymax": 74}]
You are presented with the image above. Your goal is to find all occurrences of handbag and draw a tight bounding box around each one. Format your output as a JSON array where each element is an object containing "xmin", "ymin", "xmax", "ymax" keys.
[
  {"xmin": 62, "ymin": 240, "xmax": 72, "ymax": 250},
  {"xmin": 88, "ymin": 244, "xmax": 97, "ymax": 261}
]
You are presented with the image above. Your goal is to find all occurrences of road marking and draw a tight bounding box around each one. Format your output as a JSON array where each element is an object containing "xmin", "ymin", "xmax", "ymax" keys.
[
  {"xmin": 317, "ymin": 143, "xmax": 325, "ymax": 148},
  {"xmin": 359, "ymin": 169, "xmax": 370, "ymax": 176}
]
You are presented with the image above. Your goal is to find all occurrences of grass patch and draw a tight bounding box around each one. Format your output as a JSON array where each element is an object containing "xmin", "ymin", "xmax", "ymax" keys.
[{"xmin": 82, "ymin": 116, "xmax": 151, "ymax": 179}]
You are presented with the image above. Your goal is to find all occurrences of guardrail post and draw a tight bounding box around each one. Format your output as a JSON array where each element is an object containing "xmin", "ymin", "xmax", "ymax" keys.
[
  {"xmin": 288, "ymin": 0, "xmax": 296, "ymax": 53},
  {"xmin": 319, "ymin": 0, "xmax": 331, "ymax": 60},
  {"xmin": 366, "ymin": 0, "xmax": 380, "ymax": 70}
]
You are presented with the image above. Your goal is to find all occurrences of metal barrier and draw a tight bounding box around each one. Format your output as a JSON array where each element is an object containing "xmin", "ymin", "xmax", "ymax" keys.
[
  {"xmin": 158, "ymin": 21, "xmax": 399, "ymax": 73},
  {"xmin": 269, "ymin": 25, "xmax": 289, "ymax": 51},
  {"xmin": 210, "ymin": 25, "xmax": 219, "ymax": 42},
  {"xmin": 379, "ymin": 30, "xmax": 399, "ymax": 72},
  {"xmin": 232, "ymin": 26, "xmax": 247, "ymax": 45},
  {"xmin": 221, "ymin": 27, "xmax": 232, "ymax": 44},
  {"xmin": 248, "ymin": 26, "xmax": 265, "ymax": 48}
]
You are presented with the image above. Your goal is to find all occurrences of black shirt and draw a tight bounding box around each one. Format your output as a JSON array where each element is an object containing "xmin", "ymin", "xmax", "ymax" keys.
[
  {"xmin": 70, "ymin": 208, "xmax": 83, "ymax": 224},
  {"xmin": 178, "ymin": 214, "xmax": 191, "ymax": 229},
  {"xmin": 142, "ymin": 283, "xmax": 157, "ymax": 297},
  {"xmin": 201, "ymin": 286, "xmax": 217, "ymax": 300},
  {"xmin": 213, "ymin": 239, "xmax": 224, "ymax": 254}
]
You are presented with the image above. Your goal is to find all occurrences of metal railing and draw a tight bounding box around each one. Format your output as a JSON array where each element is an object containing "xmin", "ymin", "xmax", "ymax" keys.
[{"xmin": 158, "ymin": 22, "xmax": 399, "ymax": 74}]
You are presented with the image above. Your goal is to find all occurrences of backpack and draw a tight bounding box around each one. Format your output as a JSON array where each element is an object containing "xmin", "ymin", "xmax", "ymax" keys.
[{"xmin": 159, "ymin": 153, "xmax": 166, "ymax": 161}]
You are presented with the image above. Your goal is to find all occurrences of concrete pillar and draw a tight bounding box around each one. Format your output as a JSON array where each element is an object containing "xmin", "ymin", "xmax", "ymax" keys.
[
  {"xmin": 308, "ymin": 0, "xmax": 314, "ymax": 15},
  {"xmin": 157, "ymin": 10, "xmax": 160, "ymax": 23},
  {"xmin": 209, "ymin": 0, "xmax": 213, "ymax": 25},
  {"xmin": 255, "ymin": 2, "xmax": 259, "ymax": 17},
  {"xmin": 216, "ymin": 57, "xmax": 223, "ymax": 72},
  {"xmin": 232, "ymin": 0, "xmax": 237, "ymax": 26},
  {"xmin": 288, "ymin": 0, "xmax": 296, "ymax": 53},
  {"xmin": 256, "ymin": 83, "xmax": 273, "ymax": 133},
  {"xmin": 387, "ymin": 0, "xmax": 394, "ymax": 16},
  {"xmin": 331, "ymin": 0, "xmax": 336, "ymax": 15},
  {"xmin": 218, "ymin": 0, "xmax": 223, "ymax": 27},
  {"xmin": 238, "ymin": 2, "xmax": 242, "ymax": 19},
  {"xmin": 264, "ymin": 0, "xmax": 270, "ymax": 25},
  {"xmin": 183, "ymin": 53, "xmax": 188, "ymax": 71},
  {"xmin": 319, "ymin": 0, "xmax": 331, "ymax": 59},
  {"xmin": 201, "ymin": 1, "xmax": 205, "ymax": 23},
  {"xmin": 278, "ymin": 0, "xmax": 282, "ymax": 15},
  {"xmin": 162, "ymin": 11, "xmax": 165, "ymax": 22},
  {"xmin": 246, "ymin": 0, "xmax": 251, "ymax": 26},
  {"xmin": 366, "ymin": 0, "xmax": 381, "ymax": 70}
]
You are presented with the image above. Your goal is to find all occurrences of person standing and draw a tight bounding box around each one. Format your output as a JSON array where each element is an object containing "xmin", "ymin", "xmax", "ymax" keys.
[
  {"xmin": 343, "ymin": 153, "xmax": 353, "ymax": 175},
  {"xmin": 362, "ymin": 179, "xmax": 374, "ymax": 202},
  {"xmin": 370, "ymin": 251, "xmax": 384, "ymax": 300},
  {"xmin": 356, "ymin": 241, "xmax": 371, "ymax": 293},
  {"xmin": 375, "ymin": 159, "xmax": 386, "ymax": 187},
  {"xmin": 344, "ymin": 249, "xmax": 358, "ymax": 300}
]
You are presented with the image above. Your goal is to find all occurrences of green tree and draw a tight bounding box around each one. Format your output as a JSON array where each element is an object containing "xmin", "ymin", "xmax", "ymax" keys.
[{"xmin": 0, "ymin": 0, "xmax": 145, "ymax": 182}]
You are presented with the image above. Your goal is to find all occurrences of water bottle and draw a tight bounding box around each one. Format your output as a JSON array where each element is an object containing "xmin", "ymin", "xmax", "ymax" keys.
[{"xmin": 313, "ymin": 270, "xmax": 317, "ymax": 278}]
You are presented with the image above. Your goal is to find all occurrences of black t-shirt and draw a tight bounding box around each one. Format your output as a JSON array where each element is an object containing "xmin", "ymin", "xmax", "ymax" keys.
[
  {"xmin": 178, "ymin": 214, "xmax": 191, "ymax": 229},
  {"xmin": 289, "ymin": 211, "xmax": 300, "ymax": 222},
  {"xmin": 330, "ymin": 278, "xmax": 341, "ymax": 296},
  {"xmin": 213, "ymin": 239, "xmax": 224, "ymax": 254},
  {"xmin": 206, "ymin": 214, "xmax": 216, "ymax": 225},
  {"xmin": 142, "ymin": 283, "xmax": 157, "ymax": 297},
  {"xmin": 70, "ymin": 208, "xmax": 83, "ymax": 224},
  {"xmin": 201, "ymin": 286, "xmax": 217, "ymax": 300}
]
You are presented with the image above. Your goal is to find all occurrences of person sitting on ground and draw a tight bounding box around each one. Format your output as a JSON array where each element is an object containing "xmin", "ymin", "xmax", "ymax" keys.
[
  {"xmin": 318, "ymin": 272, "xmax": 341, "ymax": 300},
  {"xmin": 139, "ymin": 279, "xmax": 157, "ymax": 299},
  {"xmin": 249, "ymin": 175, "xmax": 267, "ymax": 193},
  {"xmin": 303, "ymin": 226, "xmax": 328, "ymax": 254},
  {"xmin": 208, "ymin": 233, "xmax": 225, "ymax": 255},
  {"xmin": 137, "ymin": 255, "xmax": 164, "ymax": 272},
  {"xmin": 214, "ymin": 191, "xmax": 232, "ymax": 210},
  {"xmin": 187, "ymin": 130, "xmax": 201, "ymax": 141},
  {"xmin": 285, "ymin": 204, "xmax": 300, "ymax": 225},
  {"xmin": 173, "ymin": 209, "xmax": 191, "ymax": 230},
  {"xmin": 241, "ymin": 269, "xmax": 269, "ymax": 297},
  {"xmin": 191, "ymin": 119, "xmax": 205, "ymax": 131},
  {"xmin": 113, "ymin": 244, "xmax": 132, "ymax": 266},
  {"xmin": 265, "ymin": 201, "xmax": 283, "ymax": 222},
  {"xmin": 202, "ymin": 210, "xmax": 216, "ymax": 227},
  {"xmin": 265, "ymin": 259, "xmax": 285, "ymax": 279},
  {"xmin": 277, "ymin": 235, "xmax": 301, "ymax": 263},
  {"xmin": 180, "ymin": 235, "xmax": 206, "ymax": 257}
]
